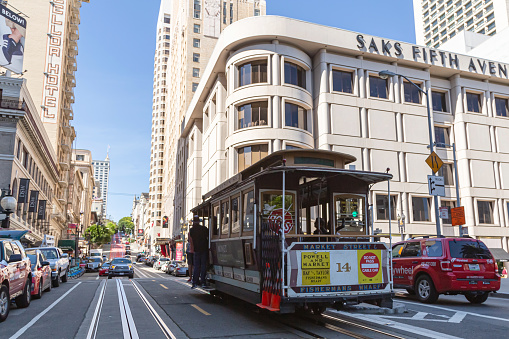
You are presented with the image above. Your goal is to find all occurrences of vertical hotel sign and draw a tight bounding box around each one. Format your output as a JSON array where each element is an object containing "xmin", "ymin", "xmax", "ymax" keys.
[{"xmin": 41, "ymin": 0, "xmax": 67, "ymax": 123}]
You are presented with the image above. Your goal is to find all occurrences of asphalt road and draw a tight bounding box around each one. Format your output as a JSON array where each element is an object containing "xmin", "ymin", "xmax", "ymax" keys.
[{"xmin": 2, "ymin": 249, "xmax": 507, "ymax": 338}]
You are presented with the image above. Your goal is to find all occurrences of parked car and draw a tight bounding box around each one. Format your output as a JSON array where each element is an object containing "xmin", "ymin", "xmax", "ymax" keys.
[
  {"xmin": 102, "ymin": 255, "xmax": 108, "ymax": 262},
  {"xmin": 0, "ymin": 231, "xmax": 33, "ymax": 322},
  {"xmin": 146, "ymin": 256, "xmax": 158, "ymax": 267},
  {"xmin": 153, "ymin": 257, "xmax": 170, "ymax": 270},
  {"xmin": 160, "ymin": 261, "xmax": 170, "ymax": 272},
  {"xmin": 392, "ymin": 236, "xmax": 500, "ymax": 304},
  {"xmin": 172, "ymin": 262, "xmax": 188, "ymax": 277},
  {"xmin": 86, "ymin": 257, "xmax": 102, "ymax": 272},
  {"xmin": 26, "ymin": 249, "xmax": 52, "ymax": 299},
  {"xmin": 30, "ymin": 247, "xmax": 69, "ymax": 287},
  {"xmin": 99, "ymin": 262, "xmax": 111, "ymax": 276},
  {"xmin": 138, "ymin": 256, "xmax": 147, "ymax": 262},
  {"xmin": 125, "ymin": 249, "xmax": 131, "ymax": 255},
  {"xmin": 108, "ymin": 258, "xmax": 134, "ymax": 279},
  {"xmin": 164, "ymin": 260, "xmax": 184, "ymax": 274}
]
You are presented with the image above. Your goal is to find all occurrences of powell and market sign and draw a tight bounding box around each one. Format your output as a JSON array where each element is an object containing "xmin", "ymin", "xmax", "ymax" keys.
[{"xmin": 355, "ymin": 34, "xmax": 509, "ymax": 79}]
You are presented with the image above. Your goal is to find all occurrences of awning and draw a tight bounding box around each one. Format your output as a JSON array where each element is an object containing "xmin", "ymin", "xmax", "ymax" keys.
[
  {"xmin": 490, "ymin": 248, "xmax": 509, "ymax": 262},
  {"xmin": 154, "ymin": 237, "xmax": 171, "ymax": 245}
]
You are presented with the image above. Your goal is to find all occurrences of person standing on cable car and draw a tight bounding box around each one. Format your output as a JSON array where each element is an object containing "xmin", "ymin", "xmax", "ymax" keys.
[{"xmin": 190, "ymin": 215, "xmax": 209, "ymax": 289}]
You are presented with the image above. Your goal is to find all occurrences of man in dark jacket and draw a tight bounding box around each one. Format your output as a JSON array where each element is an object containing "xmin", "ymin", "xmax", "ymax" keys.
[{"xmin": 189, "ymin": 215, "xmax": 209, "ymax": 288}]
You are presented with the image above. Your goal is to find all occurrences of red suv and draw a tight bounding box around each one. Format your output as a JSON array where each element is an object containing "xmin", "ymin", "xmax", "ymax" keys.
[
  {"xmin": 392, "ymin": 236, "xmax": 500, "ymax": 304},
  {"xmin": 0, "ymin": 234, "xmax": 33, "ymax": 322}
]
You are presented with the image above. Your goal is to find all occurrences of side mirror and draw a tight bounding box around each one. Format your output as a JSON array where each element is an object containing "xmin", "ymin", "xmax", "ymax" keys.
[
  {"xmin": 62, "ymin": 253, "xmax": 68, "ymax": 258},
  {"xmin": 42, "ymin": 261, "xmax": 50, "ymax": 266},
  {"xmin": 8, "ymin": 254, "xmax": 22, "ymax": 263}
]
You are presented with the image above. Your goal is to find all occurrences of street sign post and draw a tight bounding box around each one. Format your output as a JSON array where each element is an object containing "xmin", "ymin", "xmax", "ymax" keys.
[
  {"xmin": 425, "ymin": 151, "xmax": 444, "ymax": 173},
  {"xmin": 428, "ymin": 175, "xmax": 445, "ymax": 196}
]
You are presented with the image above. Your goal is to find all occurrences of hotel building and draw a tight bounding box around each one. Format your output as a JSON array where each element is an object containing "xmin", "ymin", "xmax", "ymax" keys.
[
  {"xmin": 178, "ymin": 16, "xmax": 509, "ymax": 254},
  {"xmin": 413, "ymin": 0, "xmax": 509, "ymax": 48},
  {"xmin": 148, "ymin": 0, "xmax": 265, "ymax": 249},
  {"xmin": 92, "ymin": 156, "xmax": 110, "ymax": 217}
]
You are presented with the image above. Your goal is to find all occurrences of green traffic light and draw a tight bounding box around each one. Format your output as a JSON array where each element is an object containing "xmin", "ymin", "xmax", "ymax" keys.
[{"xmin": 352, "ymin": 211, "xmax": 358, "ymax": 217}]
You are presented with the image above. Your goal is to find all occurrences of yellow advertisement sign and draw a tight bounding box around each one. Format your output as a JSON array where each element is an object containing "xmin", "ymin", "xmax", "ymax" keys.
[
  {"xmin": 357, "ymin": 250, "xmax": 382, "ymax": 284},
  {"xmin": 301, "ymin": 252, "xmax": 330, "ymax": 269},
  {"xmin": 301, "ymin": 252, "xmax": 330, "ymax": 286},
  {"xmin": 302, "ymin": 269, "xmax": 330, "ymax": 285}
]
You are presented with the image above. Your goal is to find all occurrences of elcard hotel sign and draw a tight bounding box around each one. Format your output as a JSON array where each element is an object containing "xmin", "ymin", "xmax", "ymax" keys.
[{"xmin": 355, "ymin": 34, "xmax": 508, "ymax": 79}]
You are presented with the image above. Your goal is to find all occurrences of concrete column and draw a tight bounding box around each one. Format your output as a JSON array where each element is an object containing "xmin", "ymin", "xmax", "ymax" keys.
[
  {"xmin": 399, "ymin": 152, "xmax": 406, "ymax": 182},
  {"xmin": 362, "ymin": 148, "xmax": 370, "ymax": 171},
  {"xmin": 272, "ymin": 96, "xmax": 280, "ymax": 129},
  {"xmin": 357, "ymin": 67, "xmax": 366, "ymax": 98},
  {"xmin": 272, "ymin": 41, "xmax": 280, "ymax": 86},
  {"xmin": 316, "ymin": 49, "xmax": 330, "ymax": 147},
  {"xmin": 360, "ymin": 107, "xmax": 368, "ymax": 138},
  {"xmin": 273, "ymin": 139, "xmax": 281, "ymax": 152},
  {"xmin": 483, "ymin": 80, "xmax": 491, "ymax": 116},
  {"xmin": 393, "ymin": 75, "xmax": 401, "ymax": 104}
]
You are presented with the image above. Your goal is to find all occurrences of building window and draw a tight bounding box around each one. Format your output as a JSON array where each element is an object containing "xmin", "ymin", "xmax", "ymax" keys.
[
  {"xmin": 192, "ymin": 68, "xmax": 200, "ymax": 77},
  {"xmin": 236, "ymin": 101, "xmax": 268, "ymax": 129},
  {"xmin": 242, "ymin": 190, "xmax": 255, "ymax": 232},
  {"xmin": 254, "ymin": 8, "xmax": 260, "ymax": 16},
  {"xmin": 231, "ymin": 196, "xmax": 240, "ymax": 234},
  {"xmin": 76, "ymin": 155, "xmax": 84, "ymax": 161},
  {"xmin": 230, "ymin": 3, "xmax": 233, "ymax": 24},
  {"xmin": 284, "ymin": 61, "xmax": 306, "ymax": 89},
  {"xmin": 223, "ymin": 1, "xmax": 227, "ymax": 24},
  {"xmin": 193, "ymin": 24, "xmax": 201, "ymax": 34},
  {"xmin": 285, "ymin": 145, "xmax": 302, "ymax": 150},
  {"xmin": 466, "ymin": 92, "xmax": 481, "ymax": 112},
  {"xmin": 238, "ymin": 60, "xmax": 267, "ymax": 87},
  {"xmin": 221, "ymin": 200, "xmax": 229, "ymax": 235},
  {"xmin": 441, "ymin": 201, "xmax": 456, "ymax": 224},
  {"xmin": 193, "ymin": 0, "xmax": 201, "ymax": 19},
  {"xmin": 163, "ymin": 16, "xmax": 170, "ymax": 24},
  {"xmin": 495, "ymin": 97, "xmax": 508, "ymax": 117},
  {"xmin": 477, "ymin": 201, "xmax": 494, "ymax": 224},
  {"xmin": 432, "ymin": 91, "xmax": 447, "ymax": 112},
  {"xmin": 192, "ymin": 83, "xmax": 199, "ymax": 92},
  {"xmin": 332, "ymin": 70, "xmax": 353, "ymax": 93},
  {"xmin": 285, "ymin": 102, "xmax": 309, "ymax": 132},
  {"xmin": 369, "ymin": 76, "xmax": 388, "ymax": 99},
  {"xmin": 434, "ymin": 126, "xmax": 450, "ymax": 145},
  {"xmin": 193, "ymin": 38, "xmax": 200, "ymax": 48},
  {"xmin": 238, "ymin": 144, "xmax": 268, "ymax": 172},
  {"xmin": 376, "ymin": 194, "xmax": 397, "ymax": 220},
  {"xmin": 404, "ymin": 81, "xmax": 422, "ymax": 103},
  {"xmin": 412, "ymin": 197, "xmax": 431, "ymax": 222},
  {"xmin": 437, "ymin": 163, "xmax": 454, "ymax": 186},
  {"xmin": 193, "ymin": 53, "xmax": 200, "ymax": 62}
]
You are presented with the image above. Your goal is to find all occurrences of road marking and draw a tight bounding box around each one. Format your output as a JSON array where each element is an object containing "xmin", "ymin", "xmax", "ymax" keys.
[
  {"xmin": 10, "ymin": 282, "xmax": 82, "ymax": 339},
  {"xmin": 383, "ymin": 311, "xmax": 467, "ymax": 323},
  {"xmin": 396, "ymin": 300, "xmax": 509, "ymax": 323},
  {"xmin": 95, "ymin": 275, "xmax": 99, "ymax": 280},
  {"xmin": 191, "ymin": 304, "xmax": 211, "ymax": 316},
  {"xmin": 412, "ymin": 312, "xmax": 427, "ymax": 320},
  {"xmin": 117, "ymin": 279, "xmax": 139, "ymax": 339},
  {"xmin": 332, "ymin": 310, "xmax": 462, "ymax": 339},
  {"xmin": 86, "ymin": 280, "xmax": 107, "ymax": 339},
  {"xmin": 160, "ymin": 284, "xmax": 168, "ymax": 289},
  {"xmin": 448, "ymin": 311, "xmax": 467, "ymax": 323},
  {"xmin": 131, "ymin": 280, "xmax": 178, "ymax": 339}
]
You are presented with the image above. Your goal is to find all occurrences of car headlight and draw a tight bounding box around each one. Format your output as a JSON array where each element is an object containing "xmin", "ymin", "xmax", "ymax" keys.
[
  {"xmin": 111, "ymin": 265, "xmax": 115, "ymax": 269},
  {"xmin": 52, "ymin": 268, "xmax": 57, "ymax": 272},
  {"xmin": 128, "ymin": 265, "xmax": 132, "ymax": 270}
]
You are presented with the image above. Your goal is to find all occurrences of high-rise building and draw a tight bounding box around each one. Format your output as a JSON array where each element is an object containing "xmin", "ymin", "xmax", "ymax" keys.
[
  {"xmin": 148, "ymin": 0, "xmax": 266, "ymax": 247},
  {"xmin": 413, "ymin": 0, "xmax": 509, "ymax": 48},
  {"xmin": 92, "ymin": 155, "xmax": 110, "ymax": 217}
]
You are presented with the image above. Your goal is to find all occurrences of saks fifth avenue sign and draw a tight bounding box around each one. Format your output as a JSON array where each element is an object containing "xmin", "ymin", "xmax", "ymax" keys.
[{"xmin": 356, "ymin": 34, "xmax": 508, "ymax": 79}]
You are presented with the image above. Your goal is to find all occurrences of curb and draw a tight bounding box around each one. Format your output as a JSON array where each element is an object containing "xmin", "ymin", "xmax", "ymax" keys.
[{"xmin": 491, "ymin": 292, "xmax": 509, "ymax": 299}]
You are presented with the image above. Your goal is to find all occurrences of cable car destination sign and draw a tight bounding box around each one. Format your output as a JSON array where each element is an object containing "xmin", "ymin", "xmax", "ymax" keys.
[{"xmin": 287, "ymin": 242, "xmax": 391, "ymax": 297}]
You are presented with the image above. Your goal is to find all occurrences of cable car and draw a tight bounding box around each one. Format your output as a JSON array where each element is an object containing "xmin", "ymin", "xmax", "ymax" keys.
[{"xmin": 191, "ymin": 150, "xmax": 393, "ymax": 314}]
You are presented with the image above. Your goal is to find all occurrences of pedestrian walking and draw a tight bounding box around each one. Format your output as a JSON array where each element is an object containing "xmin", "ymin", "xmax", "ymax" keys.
[
  {"xmin": 186, "ymin": 238, "xmax": 194, "ymax": 283},
  {"xmin": 189, "ymin": 215, "xmax": 208, "ymax": 289}
]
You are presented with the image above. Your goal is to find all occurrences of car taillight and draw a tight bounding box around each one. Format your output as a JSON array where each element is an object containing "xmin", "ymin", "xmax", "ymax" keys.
[{"xmin": 440, "ymin": 260, "xmax": 452, "ymax": 271}]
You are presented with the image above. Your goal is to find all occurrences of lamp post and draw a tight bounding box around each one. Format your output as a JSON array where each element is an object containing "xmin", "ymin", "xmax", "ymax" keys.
[
  {"xmin": 379, "ymin": 70, "xmax": 442, "ymax": 236},
  {"xmin": 1, "ymin": 187, "xmax": 17, "ymax": 229}
]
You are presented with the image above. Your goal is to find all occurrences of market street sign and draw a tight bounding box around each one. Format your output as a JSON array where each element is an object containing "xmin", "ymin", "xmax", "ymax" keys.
[
  {"xmin": 428, "ymin": 175, "xmax": 445, "ymax": 196},
  {"xmin": 425, "ymin": 152, "xmax": 443, "ymax": 173}
]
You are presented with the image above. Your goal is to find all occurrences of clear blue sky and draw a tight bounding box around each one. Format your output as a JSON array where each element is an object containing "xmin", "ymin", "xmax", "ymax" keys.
[{"xmin": 73, "ymin": 0, "xmax": 416, "ymax": 222}]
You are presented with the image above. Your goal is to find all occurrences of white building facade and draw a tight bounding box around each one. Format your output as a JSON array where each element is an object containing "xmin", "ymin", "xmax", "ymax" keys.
[
  {"xmin": 92, "ymin": 156, "xmax": 110, "ymax": 216},
  {"xmin": 179, "ymin": 16, "xmax": 509, "ymax": 253}
]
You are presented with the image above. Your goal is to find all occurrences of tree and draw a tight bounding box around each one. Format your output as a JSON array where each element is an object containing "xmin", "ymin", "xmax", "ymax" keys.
[
  {"xmin": 84, "ymin": 224, "xmax": 115, "ymax": 246},
  {"xmin": 117, "ymin": 216, "xmax": 135, "ymax": 235}
]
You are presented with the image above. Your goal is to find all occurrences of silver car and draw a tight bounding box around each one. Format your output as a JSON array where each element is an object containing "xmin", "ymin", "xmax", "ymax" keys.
[{"xmin": 86, "ymin": 257, "xmax": 102, "ymax": 271}]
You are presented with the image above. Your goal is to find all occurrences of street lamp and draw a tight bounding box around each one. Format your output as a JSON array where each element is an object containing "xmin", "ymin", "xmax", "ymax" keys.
[
  {"xmin": 1, "ymin": 189, "xmax": 17, "ymax": 229},
  {"xmin": 379, "ymin": 70, "xmax": 442, "ymax": 236}
]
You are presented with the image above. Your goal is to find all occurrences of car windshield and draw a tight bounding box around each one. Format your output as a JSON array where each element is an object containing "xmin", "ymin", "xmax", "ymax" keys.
[
  {"xmin": 160, "ymin": 258, "xmax": 170, "ymax": 261},
  {"xmin": 88, "ymin": 258, "xmax": 102, "ymax": 263},
  {"xmin": 102, "ymin": 262, "xmax": 111, "ymax": 268},
  {"xmin": 449, "ymin": 240, "xmax": 492, "ymax": 259},
  {"xmin": 112, "ymin": 258, "xmax": 131, "ymax": 264},
  {"xmin": 40, "ymin": 249, "xmax": 58, "ymax": 259},
  {"xmin": 27, "ymin": 254, "xmax": 37, "ymax": 270}
]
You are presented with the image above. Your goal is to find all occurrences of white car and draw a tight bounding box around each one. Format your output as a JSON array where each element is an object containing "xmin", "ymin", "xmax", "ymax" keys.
[
  {"xmin": 30, "ymin": 247, "xmax": 69, "ymax": 287},
  {"xmin": 153, "ymin": 257, "xmax": 170, "ymax": 270}
]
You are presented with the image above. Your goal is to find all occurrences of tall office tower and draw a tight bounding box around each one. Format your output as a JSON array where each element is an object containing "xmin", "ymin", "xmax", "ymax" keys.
[
  {"xmin": 164, "ymin": 0, "xmax": 265, "ymax": 240},
  {"xmin": 6, "ymin": 0, "xmax": 90, "ymax": 224},
  {"xmin": 92, "ymin": 155, "xmax": 110, "ymax": 217},
  {"xmin": 148, "ymin": 0, "xmax": 173, "ymax": 239},
  {"xmin": 413, "ymin": 0, "xmax": 509, "ymax": 48}
]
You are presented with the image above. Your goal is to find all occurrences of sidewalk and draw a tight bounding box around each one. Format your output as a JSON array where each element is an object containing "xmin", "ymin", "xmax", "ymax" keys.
[{"xmin": 493, "ymin": 276, "xmax": 509, "ymax": 299}]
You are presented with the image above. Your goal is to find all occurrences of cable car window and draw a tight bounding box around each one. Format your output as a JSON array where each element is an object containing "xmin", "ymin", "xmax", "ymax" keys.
[
  {"xmin": 261, "ymin": 191, "xmax": 296, "ymax": 234},
  {"xmin": 243, "ymin": 190, "xmax": 255, "ymax": 233},
  {"xmin": 231, "ymin": 196, "xmax": 240, "ymax": 235},
  {"xmin": 212, "ymin": 204, "xmax": 219, "ymax": 236},
  {"xmin": 221, "ymin": 200, "xmax": 229, "ymax": 236},
  {"xmin": 334, "ymin": 194, "xmax": 365, "ymax": 233}
]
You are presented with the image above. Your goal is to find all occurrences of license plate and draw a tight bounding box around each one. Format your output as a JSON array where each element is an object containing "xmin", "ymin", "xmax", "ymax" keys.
[
  {"xmin": 118, "ymin": 273, "xmax": 124, "ymax": 275},
  {"xmin": 469, "ymin": 281, "xmax": 478, "ymax": 285},
  {"xmin": 483, "ymin": 281, "xmax": 490, "ymax": 285},
  {"xmin": 468, "ymin": 264, "xmax": 480, "ymax": 271}
]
